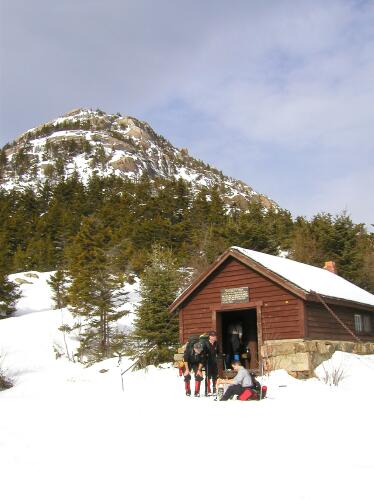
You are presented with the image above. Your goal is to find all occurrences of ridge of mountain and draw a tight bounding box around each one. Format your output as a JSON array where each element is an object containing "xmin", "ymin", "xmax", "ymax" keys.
[{"xmin": 0, "ymin": 108, "xmax": 276, "ymax": 210}]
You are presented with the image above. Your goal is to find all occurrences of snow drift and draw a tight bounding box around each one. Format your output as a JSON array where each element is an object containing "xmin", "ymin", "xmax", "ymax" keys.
[{"xmin": 0, "ymin": 271, "xmax": 374, "ymax": 500}]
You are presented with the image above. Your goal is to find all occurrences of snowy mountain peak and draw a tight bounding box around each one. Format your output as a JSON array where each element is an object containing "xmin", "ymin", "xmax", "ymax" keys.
[{"xmin": 1, "ymin": 108, "xmax": 276, "ymax": 209}]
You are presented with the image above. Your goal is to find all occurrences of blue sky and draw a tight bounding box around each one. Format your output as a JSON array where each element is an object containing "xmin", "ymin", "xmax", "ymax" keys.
[{"xmin": 1, "ymin": 0, "xmax": 373, "ymax": 227}]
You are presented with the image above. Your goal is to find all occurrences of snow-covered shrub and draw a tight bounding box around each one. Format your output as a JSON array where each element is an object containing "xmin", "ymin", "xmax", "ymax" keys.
[
  {"xmin": 318, "ymin": 360, "xmax": 346, "ymax": 386},
  {"xmin": 262, "ymin": 355, "xmax": 282, "ymax": 376},
  {"xmin": 77, "ymin": 328, "xmax": 127, "ymax": 366},
  {"xmin": 0, "ymin": 353, "xmax": 13, "ymax": 390}
]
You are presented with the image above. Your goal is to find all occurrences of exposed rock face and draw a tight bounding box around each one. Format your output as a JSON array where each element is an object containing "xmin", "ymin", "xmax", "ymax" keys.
[
  {"xmin": 14, "ymin": 278, "xmax": 32, "ymax": 285},
  {"xmin": 111, "ymin": 156, "xmax": 138, "ymax": 173},
  {"xmin": 0, "ymin": 108, "xmax": 277, "ymax": 211}
]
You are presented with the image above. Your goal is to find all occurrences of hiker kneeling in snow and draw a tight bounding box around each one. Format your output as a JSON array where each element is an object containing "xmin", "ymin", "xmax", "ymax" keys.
[
  {"xmin": 217, "ymin": 361, "xmax": 255, "ymax": 401},
  {"xmin": 183, "ymin": 342, "xmax": 206, "ymax": 397}
]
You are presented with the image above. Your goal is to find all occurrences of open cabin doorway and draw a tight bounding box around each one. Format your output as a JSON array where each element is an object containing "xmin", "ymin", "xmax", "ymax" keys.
[{"xmin": 216, "ymin": 308, "xmax": 259, "ymax": 373}]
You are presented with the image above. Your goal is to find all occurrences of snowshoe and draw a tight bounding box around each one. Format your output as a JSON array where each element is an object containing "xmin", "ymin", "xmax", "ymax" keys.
[{"xmin": 215, "ymin": 385, "xmax": 225, "ymax": 401}]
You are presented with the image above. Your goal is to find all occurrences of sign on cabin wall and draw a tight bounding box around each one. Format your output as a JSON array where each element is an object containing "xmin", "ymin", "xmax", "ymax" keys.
[{"xmin": 221, "ymin": 286, "xmax": 249, "ymax": 304}]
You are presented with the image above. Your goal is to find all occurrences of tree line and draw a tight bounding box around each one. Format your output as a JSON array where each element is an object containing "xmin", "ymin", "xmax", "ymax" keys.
[
  {"xmin": 0, "ymin": 173, "xmax": 373, "ymax": 364},
  {"xmin": 0, "ymin": 172, "xmax": 372, "ymax": 289}
]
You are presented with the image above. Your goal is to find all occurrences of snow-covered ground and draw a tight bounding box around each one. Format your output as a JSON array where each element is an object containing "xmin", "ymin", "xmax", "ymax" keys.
[{"xmin": 1, "ymin": 273, "xmax": 374, "ymax": 500}]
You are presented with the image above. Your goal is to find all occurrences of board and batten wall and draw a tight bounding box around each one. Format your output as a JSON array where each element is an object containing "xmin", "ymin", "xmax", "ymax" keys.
[
  {"xmin": 179, "ymin": 257, "xmax": 304, "ymax": 344},
  {"xmin": 305, "ymin": 303, "xmax": 374, "ymax": 341}
]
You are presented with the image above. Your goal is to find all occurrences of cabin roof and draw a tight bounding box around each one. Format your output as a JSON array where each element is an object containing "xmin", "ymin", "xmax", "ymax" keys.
[
  {"xmin": 169, "ymin": 247, "xmax": 374, "ymax": 313},
  {"xmin": 232, "ymin": 247, "xmax": 374, "ymax": 307}
]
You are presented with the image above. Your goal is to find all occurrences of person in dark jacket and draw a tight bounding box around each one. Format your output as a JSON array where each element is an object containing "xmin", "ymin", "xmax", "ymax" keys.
[
  {"xmin": 217, "ymin": 360, "xmax": 254, "ymax": 401},
  {"xmin": 206, "ymin": 331, "xmax": 219, "ymax": 395},
  {"xmin": 183, "ymin": 342, "xmax": 206, "ymax": 397},
  {"xmin": 229, "ymin": 322, "xmax": 243, "ymax": 359},
  {"xmin": 225, "ymin": 322, "xmax": 243, "ymax": 367}
]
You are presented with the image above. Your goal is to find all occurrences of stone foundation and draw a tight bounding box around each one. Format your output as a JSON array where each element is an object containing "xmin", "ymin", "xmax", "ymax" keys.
[
  {"xmin": 174, "ymin": 339, "xmax": 374, "ymax": 378},
  {"xmin": 261, "ymin": 339, "xmax": 374, "ymax": 378}
]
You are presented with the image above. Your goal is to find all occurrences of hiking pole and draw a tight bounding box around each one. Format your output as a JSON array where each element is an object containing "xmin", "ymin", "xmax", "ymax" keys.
[
  {"xmin": 120, "ymin": 344, "xmax": 159, "ymax": 391},
  {"xmin": 120, "ymin": 360, "xmax": 138, "ymax": 392},
  {"xmin": 205, "ymin": 361, "xmax": 209, "ymax": 397}
]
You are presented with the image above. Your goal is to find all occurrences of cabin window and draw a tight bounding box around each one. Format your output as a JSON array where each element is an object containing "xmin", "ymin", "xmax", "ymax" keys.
[
  {"xmin": 363, "ymin": 315, "xmax": 371, "ymax": 333},
  {"xmin": 354, "ymin": 314, "xmax": 363, "ymax": 333},
  {"xmin": 354, "ymin": 314, "xmax": 372, "ymax": 334}
]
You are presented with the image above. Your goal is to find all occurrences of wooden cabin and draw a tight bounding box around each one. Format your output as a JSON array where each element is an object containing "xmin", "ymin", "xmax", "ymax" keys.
[{"xmin": 169, "ymin": 247, "xmax": 374, "ymax": 377}]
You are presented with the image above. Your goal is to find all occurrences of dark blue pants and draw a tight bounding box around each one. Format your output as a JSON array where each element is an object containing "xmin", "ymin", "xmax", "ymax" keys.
[{"xmin": 220, "ymin": 384, "xmax": 246, "ymax": 401}]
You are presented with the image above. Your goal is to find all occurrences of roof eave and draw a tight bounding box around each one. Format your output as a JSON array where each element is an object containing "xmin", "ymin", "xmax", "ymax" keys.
[
  {"xmin": 305, "ymin": 292, "xmax": 374, "ymax": 312},
  {"xmin": 168, "ymin": 248, "xmax": 234, "ymax": 313},
  {"xmin": 168, "ymin": 248, "xmax": 307, "ymax": 313}
]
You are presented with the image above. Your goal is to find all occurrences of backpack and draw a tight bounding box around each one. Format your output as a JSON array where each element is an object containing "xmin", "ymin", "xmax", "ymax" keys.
[
  {"xmin": 239, "ymin": 383, "xmax": 267, "ymax": 401},
  {"xmin": 251, "ymin": 374, "xmax": 262, "ymax": 392},
  {"xmin": 248, "ymin": 372, "xmax": 267, "ymax": 400},
  {"xmin": 184, "ymin": 334, "xmax": 210, "ymax": 362}
]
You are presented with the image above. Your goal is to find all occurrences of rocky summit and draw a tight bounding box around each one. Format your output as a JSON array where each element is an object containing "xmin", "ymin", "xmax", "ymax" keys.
[{"xmin": 0, "ymin": 108, "xmax": 275, "ymax": 210}]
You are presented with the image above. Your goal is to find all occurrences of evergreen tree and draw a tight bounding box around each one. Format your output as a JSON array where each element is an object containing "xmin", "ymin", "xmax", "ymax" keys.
[
  {"xmin": 47, "ymin": 268, "xmax": 69, "ymax": 309},
  {"xmin": 0, "ymin": 250, "xmax": 21, "ymax": 318},
  {"xmin": 290, "ymin": 211, "xmax": 374, "ymax": 291},
  {"xmin": 329, "ymin": 212, "xmax": 365, "ymax": 282},
  {"xmin": 360, "ymin": 234, "xmax": 374, "ymax": 293},
  {"xmin": 290, "ymin": 216, "xmax": 322, "ymax": 265},
  {"xmin": 0, "ymin": 148, "xmax": 8, "ymax": 180},
  {"xmin": 0, "ymin": 168, "xmax": 373, "ymax": 294},
  {"xmin": 129, "ymin": 245, "xmax": 185, "ymax": 367},
  {"xmin": 66, "ymin": 216, "xmax": 128, "ymax": 363},
  {"xmin": 208, "ymin": 185, "xmax": 226, "ymax": 226},
  {"xmin": 0, "ymin": 148, "xmax": 7, "ymax": 168},
  {"xmin": 12, "ymin": 245, "xmax": 29, "ymax": 272},
  {"xmin": 55, "ymin": 157, "xmax": 65, "ymax": 179}
]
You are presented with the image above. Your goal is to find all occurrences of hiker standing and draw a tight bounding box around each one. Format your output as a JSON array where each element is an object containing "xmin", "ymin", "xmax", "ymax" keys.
[
  {"xmin": 226, "ymin": 321, "xmax": 243, "ymax": 366},
  {"xmin": 183, "ymin": 342, "xmax": 206, "ymax": 397},
  {"xmin": 217, "ymin": 360, "xmax": 254, "ymax": 401},
  {"xmin": 206, "ymin": 331, "xmax": 219, "ymax": 395}
]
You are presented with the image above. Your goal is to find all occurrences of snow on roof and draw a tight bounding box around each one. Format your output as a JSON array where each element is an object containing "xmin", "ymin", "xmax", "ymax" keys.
[{"xmin": 232, "ymin": 246, "xmax": 374, "ymax": 307}]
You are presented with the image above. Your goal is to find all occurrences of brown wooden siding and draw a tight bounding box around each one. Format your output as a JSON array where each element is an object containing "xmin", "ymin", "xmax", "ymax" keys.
[
  {"xmin": 180, "ymin": 257, "xmax": 303, "ymax": 343},
  {"xmin": 306, "ymin": 303, "xmax": 374, "ymax": 341}
]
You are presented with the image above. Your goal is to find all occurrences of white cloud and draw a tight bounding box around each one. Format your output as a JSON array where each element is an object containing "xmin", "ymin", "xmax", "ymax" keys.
[
  {"xmin": 1, "ymin": 0, "xmax": 373, "ymax": 225},
  {"xmin": 174, "ymin": 1, "xmax": 374, "ymax": 151}
]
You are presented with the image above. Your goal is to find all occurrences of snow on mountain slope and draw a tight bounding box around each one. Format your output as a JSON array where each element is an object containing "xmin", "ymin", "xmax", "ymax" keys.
[
  {"xmin": 9, "ymin": 272, "xmax": 55, "ymax": 316},
  {"xmin": 1, "ymin": 108, "xmax": 276, "ymax": 210},
  {"xmin": 1, "ymin": 271, "xmax": 140, "ymax": 385},
  {"xmin": 1, "ymin": 272, "xmax": 374, "ymax": 500}
]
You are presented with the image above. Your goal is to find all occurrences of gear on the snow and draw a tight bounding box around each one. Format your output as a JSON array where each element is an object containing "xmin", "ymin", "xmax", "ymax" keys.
[{"xmin": 215, "ymin": 385, "xmax": 224, "ymax": 401}]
